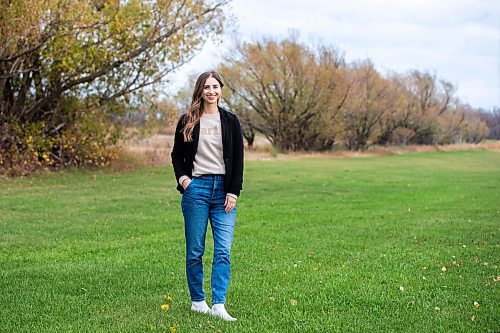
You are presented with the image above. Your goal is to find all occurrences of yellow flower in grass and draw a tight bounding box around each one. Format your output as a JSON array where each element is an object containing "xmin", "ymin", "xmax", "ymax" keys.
[
  {"xmin": 166, "ymin": 295, "xmax": 173, "ymax": 303},
  {"xmin": 169, "ymin": 327, "xmax": 177, "ymax": 333},
  {"xmin": 161, "ymin": 304, "xmax": 170, "ymax": 311}
]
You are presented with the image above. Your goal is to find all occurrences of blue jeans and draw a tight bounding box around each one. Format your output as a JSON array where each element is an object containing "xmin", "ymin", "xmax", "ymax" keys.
[{"xmin": 181, "ymin": 174, "xmax": 236, "ymax": 304}]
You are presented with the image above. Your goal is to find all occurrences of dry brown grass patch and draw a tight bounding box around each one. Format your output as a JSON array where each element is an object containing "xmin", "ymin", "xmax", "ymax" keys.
[{"xmin": 111, "ymin": 133, "xmax": 499, "ymax": 168}]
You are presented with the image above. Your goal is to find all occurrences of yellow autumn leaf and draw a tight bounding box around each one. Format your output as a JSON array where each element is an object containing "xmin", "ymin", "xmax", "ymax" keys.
[{"xmin": 161, "ymin": 304, "xmax": 170, "ymax": 311}]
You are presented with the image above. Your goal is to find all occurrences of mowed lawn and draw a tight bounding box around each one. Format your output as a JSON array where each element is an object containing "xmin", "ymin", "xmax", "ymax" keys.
[{"xmin": 0, "ymin": 150, "xmax": 499, "ymax": 333}]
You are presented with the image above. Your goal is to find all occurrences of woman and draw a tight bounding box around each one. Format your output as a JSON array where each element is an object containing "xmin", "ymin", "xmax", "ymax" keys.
[{"xmin": 171, "ymin": 71, "xmax": 244, "ymax": 321}]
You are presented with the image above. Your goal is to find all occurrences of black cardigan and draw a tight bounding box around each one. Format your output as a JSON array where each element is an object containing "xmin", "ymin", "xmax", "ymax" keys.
[{"xmin": 171, "ymin": 107, "xmax": 244, "ymax": 196}]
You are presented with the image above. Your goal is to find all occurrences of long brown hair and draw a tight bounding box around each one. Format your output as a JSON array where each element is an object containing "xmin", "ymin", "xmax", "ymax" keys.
[{"xmin": 182, "ymin": 71, "xmax": 224, "ymax": 142}]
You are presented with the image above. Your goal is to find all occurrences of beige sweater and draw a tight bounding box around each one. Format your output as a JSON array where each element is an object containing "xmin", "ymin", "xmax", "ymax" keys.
[{"xmin": 192, "ymin": 112, "xmax": 225, "ymax": 176}]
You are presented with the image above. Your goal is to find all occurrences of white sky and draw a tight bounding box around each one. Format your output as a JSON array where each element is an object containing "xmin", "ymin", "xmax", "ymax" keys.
[{"xmin": 169, "ymin": 0, "xmax": 500, "ymax": 110}]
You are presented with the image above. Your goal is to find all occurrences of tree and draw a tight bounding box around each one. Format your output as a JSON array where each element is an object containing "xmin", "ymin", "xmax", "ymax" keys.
[
  {"xmin": 454, "ymin": 104, "xmax": 489, "ymax": 143},
  {"xmin": 399, "ymin": 70, "xmax": 455, "ymax": 144},
  {"xmin": 219, "ymin": 36, "xmax": 349, "ymax": 151},
  {"xmin": 340, "ymin": 60, "xmax": 393, "ymax": 150},
  {"xmin": 0, "ymin": 0, "xmax": 229, "ymax": 174},
  {"xmin": 374, "ymin": 74, "xmax": 414, "ymax": 145},
  {"xmin": 477, "ymin": 107, "xmax": 500, "ymax": 140}
]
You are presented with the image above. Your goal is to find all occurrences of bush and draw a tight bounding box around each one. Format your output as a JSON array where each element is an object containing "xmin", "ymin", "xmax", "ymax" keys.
[{"xmin": 0, "ymin": 101, "xmax": 120, "ymax": 176}]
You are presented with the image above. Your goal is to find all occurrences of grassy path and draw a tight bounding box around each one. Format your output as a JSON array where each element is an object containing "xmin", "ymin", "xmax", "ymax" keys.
[{"xmin": 1, "ymin": 150, "xmax": 499, "ymax": 332}]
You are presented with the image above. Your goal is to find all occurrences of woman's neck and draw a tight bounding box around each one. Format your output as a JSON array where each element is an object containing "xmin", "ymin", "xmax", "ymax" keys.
[{"xmin": 203, "ymin": 104, "xmax": 218, "ymax": 114}]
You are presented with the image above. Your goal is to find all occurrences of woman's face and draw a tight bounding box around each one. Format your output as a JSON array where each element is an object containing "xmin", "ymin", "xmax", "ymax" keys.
[{"xmin": 201, "ymin": 76, "xmax": 221, "ymax": 105}]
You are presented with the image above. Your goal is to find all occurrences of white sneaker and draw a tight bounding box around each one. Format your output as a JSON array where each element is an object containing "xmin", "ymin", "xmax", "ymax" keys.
[
  {"xmin": 191, "ymin": 300, "xmax": 211, "ymax": 314},
  {"xmin": 211, "ymin": 304, "xmax": 237, "ymax": 321}
]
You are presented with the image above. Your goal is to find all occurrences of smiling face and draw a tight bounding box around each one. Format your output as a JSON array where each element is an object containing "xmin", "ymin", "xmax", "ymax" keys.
[{"xmin": 201, "ymin": 76, "xmax": 222, "ymax": 106}]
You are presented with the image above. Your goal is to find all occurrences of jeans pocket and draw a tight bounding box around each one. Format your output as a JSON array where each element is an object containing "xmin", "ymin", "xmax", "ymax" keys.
[
  {"xmin": 182, "ymin": 178, "xmax": 200, "ymax": 207},
  {"xmin": 184, "ymin": 177, "xmax": 195, "ymax": 191}
]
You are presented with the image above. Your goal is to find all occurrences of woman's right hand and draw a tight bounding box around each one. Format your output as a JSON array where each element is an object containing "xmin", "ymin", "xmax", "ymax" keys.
[{"xmin": 182, "ymin": 178, "xmax": 192, "ymax": 190}]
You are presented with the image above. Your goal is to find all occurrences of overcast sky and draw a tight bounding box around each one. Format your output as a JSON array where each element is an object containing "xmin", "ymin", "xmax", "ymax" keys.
[{"xmin": 170, "ymin": 0, "xmax": 500, "ymax": 110}]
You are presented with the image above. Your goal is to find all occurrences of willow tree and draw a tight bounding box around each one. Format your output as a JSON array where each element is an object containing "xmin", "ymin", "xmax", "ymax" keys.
[
  {"xmin": 219, "ymin": 36, "xmax": 350, "ymax": 151},
  {"xmin": 398, "ymin": 70, "xmax": 455, "ymax": 144},
  {"xmin": 340, "ymin": 60, "xmax": 394, "ymax": 151},
  {"xmin": 0, "ymin": 0, "xmax": 229, "ymax": 174}
]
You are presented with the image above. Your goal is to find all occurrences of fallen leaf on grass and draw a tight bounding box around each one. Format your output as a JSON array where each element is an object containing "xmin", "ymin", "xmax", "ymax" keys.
[
  {"xmin": 169, "ymin": 327, "xmax": 177, "ymax": 333},
  {"xmin": 474, "ymin": 301, "xmax": 479, "ymax": 309},
  {"xmin": 161, "ymin": 304, "xmax": 170, "ymax": 311}
]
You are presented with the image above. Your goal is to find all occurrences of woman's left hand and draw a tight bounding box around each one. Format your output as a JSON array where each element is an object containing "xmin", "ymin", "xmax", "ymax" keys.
[{"xmin": 224, "ymin": 195, "xmax": 237, "ymax": 213}]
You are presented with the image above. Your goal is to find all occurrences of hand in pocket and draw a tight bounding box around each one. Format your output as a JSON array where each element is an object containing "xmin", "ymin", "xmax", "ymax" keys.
[{"xmin": 182, "ymin": 178, "xmax": 192, "ymax": 190}]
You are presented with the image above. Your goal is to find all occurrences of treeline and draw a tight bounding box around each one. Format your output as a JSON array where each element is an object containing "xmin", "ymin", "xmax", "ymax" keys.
[
  {"xmin": 1, "ymin": 1, "xmax": 497, "ymax": 175},
  {"xmin": 218, "ymin": 37, "xmax": 494, "ymax": 151}
]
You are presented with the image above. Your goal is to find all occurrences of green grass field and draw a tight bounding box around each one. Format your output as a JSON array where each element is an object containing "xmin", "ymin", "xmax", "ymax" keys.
[{"xmin": 1, "ymin": 150, "xmax": 499, "ymax": 332}]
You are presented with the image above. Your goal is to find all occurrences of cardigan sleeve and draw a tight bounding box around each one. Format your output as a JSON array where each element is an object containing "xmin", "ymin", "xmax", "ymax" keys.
[
  {"xmin": 228, "ymin": 115, "xmax": 244, "ymax": 196},
  {"xmin": 171, "ymin": 115, "xmax": 187, "ymax": 182}
]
